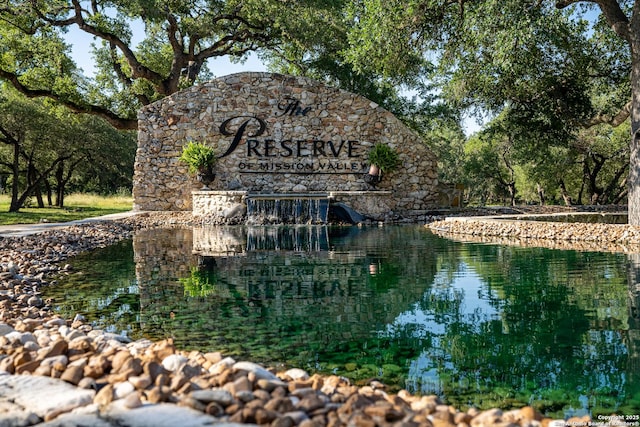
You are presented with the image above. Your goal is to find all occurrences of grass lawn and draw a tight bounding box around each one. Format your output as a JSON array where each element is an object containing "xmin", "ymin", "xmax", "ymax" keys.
[{"xmin": 0, "ymin": 193, "xmax": 133, "ymax": 225}]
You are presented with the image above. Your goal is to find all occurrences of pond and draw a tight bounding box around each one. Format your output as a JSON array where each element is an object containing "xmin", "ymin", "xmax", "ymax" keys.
[{"xmin": 44, "ymin": 225, "xmax": 640, "ymax": 418}]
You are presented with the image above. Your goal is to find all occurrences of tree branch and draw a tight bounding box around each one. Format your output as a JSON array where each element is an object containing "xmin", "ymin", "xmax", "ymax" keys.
[
  {"xmin": 108, "ymin": 42, "xmax": 151, "ymax": 105},
  {"xmin": 0, "ymin": 68, "xmax": 137, "ymax": 130},
  {"xmin": 165, "ymin": 11, "xmax": 187, "ymax": 93},
  {"xmin": 198, "ymin": 30, "xmax": 271, "ymax": 60},
  {"xmin": 0, "ymin": 123, "xmax": 19, "ymax": 146},
  {"xmin": 583, "ymin": 100, "xmax": 631, "ymax": 127},
  {"xmin": 30, "ymin": 0, "xmax": 167, "ymax": 92},
  {"xmin": 596, "ymin": 0, "xmax": 632, "ymax": 41},
  {"xmin": 2, "ymin": 0, "xmax": 279, "ymax": 129},
  {"xmin": 556, "ymin": 0, "xmax": 631, "ymax": 41},
  {"xmin": 555, "ymin": 0, "xmax": 589, "ymax": 8}
]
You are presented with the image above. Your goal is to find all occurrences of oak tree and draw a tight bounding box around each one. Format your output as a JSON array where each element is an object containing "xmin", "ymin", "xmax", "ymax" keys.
[
  {"xmin": 0, "ymin": 0, "xmax": 335, "ymax": 129},
  {"xmin": 345, "ymin": 0, "xmax": 638, "ymax": 221},
  {"xmin": 0, "ymin": 88, "xmax": 135, "ymax": 211}
]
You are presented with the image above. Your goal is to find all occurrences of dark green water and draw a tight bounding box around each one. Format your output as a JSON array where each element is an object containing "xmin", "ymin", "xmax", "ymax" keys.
[{"xmin": 45, "ymin": 225, "xmax": 640, "ymax": 418}]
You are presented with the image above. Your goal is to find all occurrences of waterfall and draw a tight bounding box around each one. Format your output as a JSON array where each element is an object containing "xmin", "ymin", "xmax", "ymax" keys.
[{"xmin": 246, "ymin": 194, "xmax": 329, "ymax": 225}]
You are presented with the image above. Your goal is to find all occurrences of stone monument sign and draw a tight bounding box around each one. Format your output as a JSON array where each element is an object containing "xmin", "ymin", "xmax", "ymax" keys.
[{"xmin": 133, "ymin": 72, "xmax": 439, "ymax": 221}]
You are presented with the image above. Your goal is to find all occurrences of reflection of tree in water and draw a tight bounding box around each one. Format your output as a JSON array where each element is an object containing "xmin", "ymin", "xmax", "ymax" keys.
[
  {"xmin": 44, "ymin": 240, "xmax": 141, "ymax": 335},
  {"xmin": 417, "ymin": 244, "xmax": 636, "ymax": 416}
]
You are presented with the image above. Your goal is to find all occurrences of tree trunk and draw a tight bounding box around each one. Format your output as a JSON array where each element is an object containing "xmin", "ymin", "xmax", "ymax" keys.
[
  {"xmin": 45, "ymin": 180, "xmax": 52, "ymax": 206},
  {"xmin": 29, "ymin": 165, "xmax": 44, "ymax": 208},
  {"xmin": 577, "ymin": 181, "xmax": 584, "ymax": 205},
  {"xmin": 508, "ymin": 182, "xmax": 517, "ymax": 206},
  {"xmin": 9, "ymin": 156, "xmax": 71, "ymax": 212},
  {"xmin": 57, "ymin": 188, "xmax": 65, "ymax": 208},
  {"xmin": 602, "ymin": 163, "xmax": 629, "ymax": 204},
  {"xmin": 583, "ymin": 154, "xmax": 605, "ymax": 206},
  {"xmin": 537, "ymin": 183, "xmax": 545, "ymax": 205},
  {"xmin": 54, "ymin": 157, "xmax": 83, "ymax": 208},
  {"xmin": 54, "ymin": 161, "xmax": 64, "ymax": 207},
  {"xmin": 628, "ymin": 28, "xmax": 640, "ymax": 224},
  {"xmin": 9, "ymin": 141, "xmax": 20, "ymax": 212},
  {"xmin": 559, "ymin": 179, "xmax": 572, "ymax": 206}
]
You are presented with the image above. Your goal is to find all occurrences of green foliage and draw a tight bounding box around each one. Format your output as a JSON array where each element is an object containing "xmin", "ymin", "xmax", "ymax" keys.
[
  {"xmin": 423, "ymin": 120, "xmax": 467, "ymax": 186},
  {"xmin": 180, "ymin": 267, "xmax": 217, "ymax": 298},
  {"xmin": 367, "ymin": 143, "xmax": 399, "ymax": 173},
  {"xmin": 344, "ymin": 0, "xmax": 432, "ymax": 81},
  {"xmin": 0, "ymin": 0, "xmax": 352, "ymax": 129},
  {"xmin": 463, "ymin": 127, "xmax": 518, "ymax": 205},
  {"xmin": 179, "ymin": 141, "xmax": 217, "ymax": 174},
  {"xmin": 0, "ymin": 87, "xmax": 136, "ymax": 211},
  {"xmin": 342, "ymin": 0, "xmax": 632, "ymax": 207}
]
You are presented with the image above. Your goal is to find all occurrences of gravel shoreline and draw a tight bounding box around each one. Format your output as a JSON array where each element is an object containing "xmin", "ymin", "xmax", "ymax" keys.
[
  {"xmin": 428, "ymin": 209, "xmax": 640, "ymax": 253},
  {"xmin": 0, "ymin": 211, "xmax": 609, "ymax": 426}
]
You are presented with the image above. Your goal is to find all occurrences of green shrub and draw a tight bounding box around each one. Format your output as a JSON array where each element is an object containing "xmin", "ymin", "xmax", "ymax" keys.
[
  {"xmin": 179, "ymin": 141, "xmax": 217, "ymax": 174},
  {"xmin": 368, "ymin": 143, "xmax": 399, "ymax": 173}
]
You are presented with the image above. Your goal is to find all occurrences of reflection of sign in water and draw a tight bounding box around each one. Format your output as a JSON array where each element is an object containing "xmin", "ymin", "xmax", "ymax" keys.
[
  {"xmin": 192, "ymin": 225, "xmax": 329, "ymax": 255},
  {"xmin": 246, "ymin": 226, "xmax": 329, "ymax": 252},
  {"xmin": 217, "ymin": 97, "xmax": 369, "ymax": 174}
]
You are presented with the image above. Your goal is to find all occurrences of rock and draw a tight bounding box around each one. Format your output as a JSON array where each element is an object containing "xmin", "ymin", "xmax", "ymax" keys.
[
  {"xmin": 222, "ymin": 203, "xmax": 246, "ymax": 219},
  {"xmin": 145, "ymin": 385, "xmax": 172, "ymax": 404},
  {"xmin": 39, "ymin": 339, "xmax": 69, "ymax": 359},
  {"xmin": 94, "ymin": 383, "xmax": 114, "ymax": 407},
  {"xmin": 44, "ymin": 317, "xmax": 66, "ymax": 327},
  {"xmin": 112, "ymin": 350, "xmax": 133, "ymax": 372},
  {"xmin": 162, "ymin": 354, "xmax": 188, "ymax": 372},
  {"xmin": 0, "ymin": 402, "xmax": 41, "ymax": 427},
  {"xmin": 233, "ymin": 361, "xmax": 278, "ymax": 380},
  {"xmin": 5, "ymin": 331, "xmax": 36, "ymax": 345},
  {"xmin": 144, "ymin": 361, "xmax": 168, "ymax": 382},
  {"xmin": 0, "ymin": 322, "xmax": 15, "ymax": 335},
  {"xmin": 77, "ymin": 377, "xmax": 98, "ymax": 390},
  {"xmin": 27, "ymin": 295, "xmax": 44, "ymax": 307},
  {"xmin": 105, "ymin": 402, "xmax": 221, "ymax": 427},
  {"xmin": 0, "ymin": 375, "xmax": 94, "ymax": 420},
  {"xmin": 283, "ymin": 368, "xmax": 309, "ymax": 381},
  {"xmin": 257, "ymin": 377, "xmax": 288, "ymax": 392},
  {"xmin": 209, "ymin": 356, "xmax": 235, "ymax": 374},
  {"xmin": 15, "ymin": 359, "xmax": 39, "ymax": 374},
  {"xmin": 128, "ymin": 374, "xmax": 153, "ymax": 390},
  {"xmin": 297, "ymin": 395, "xmax": 326, "ymax": 413},
  {"xmin": 471, "ymin": 408, "xmax": 504, "ymax": 427},
  {"xmin": 0, "ymin": 209, "xmax": 623, "ymax": 426},
  {"xmin": 520, "ymin": 406, "xmax": 543, "ymax": 421},
  {"xmin": 190, "ymin": 389, "xmax": 234, "ymax": 406},
  {"xmin": 114, "ymin": 381, "xmax": 136, "ymax": 399}
]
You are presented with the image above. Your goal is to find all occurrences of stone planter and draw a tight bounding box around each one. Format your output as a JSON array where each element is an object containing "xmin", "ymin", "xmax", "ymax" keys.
[
  {"xmin": 197, "ymin": 167, "xmax": 215, "ymax": 190},
  {"xmin": 364, "ymin": 164, "xmax": 381, "ymax": 186}
]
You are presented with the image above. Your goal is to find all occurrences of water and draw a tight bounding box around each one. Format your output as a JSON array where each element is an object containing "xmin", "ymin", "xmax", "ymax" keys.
[
  {"xmin": 45, "ymin": 225, "xmax": 640, "ymax": 417},
  {"xmin": 246, "ymin": 197, "xmax": 329, "ymax": 224}
]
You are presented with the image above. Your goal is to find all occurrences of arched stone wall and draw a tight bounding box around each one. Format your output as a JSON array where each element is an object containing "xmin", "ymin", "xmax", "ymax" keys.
[{"xmin": 133, "ymin": 72, "xmax": 439, "ymax": 219}]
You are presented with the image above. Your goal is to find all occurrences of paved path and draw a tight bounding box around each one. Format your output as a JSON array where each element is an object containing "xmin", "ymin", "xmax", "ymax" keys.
[{"xmin": 0, "ymin": 211, "xmax": 141, "ymax": 238}]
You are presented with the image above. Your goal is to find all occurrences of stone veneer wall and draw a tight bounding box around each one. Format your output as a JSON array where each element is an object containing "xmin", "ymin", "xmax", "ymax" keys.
[{"xmin": 133, "ymin": 72, "xmax": 438, "ymax": 219}]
